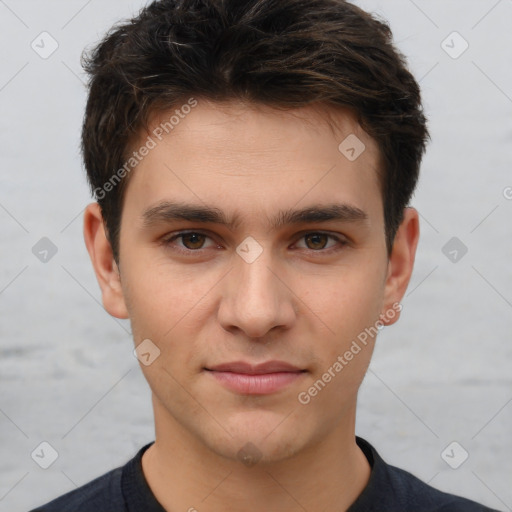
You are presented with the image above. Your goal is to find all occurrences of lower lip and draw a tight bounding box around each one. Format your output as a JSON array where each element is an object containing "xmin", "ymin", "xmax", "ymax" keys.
[{"xmin": 206, "ymin": 370, "xmax": 305, "ymax": 395}]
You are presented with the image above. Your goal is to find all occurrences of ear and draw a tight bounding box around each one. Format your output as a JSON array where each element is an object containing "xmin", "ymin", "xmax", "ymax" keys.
[
  {"xmin": 380, "ymin": 207, "xmax": 420, "ymax": 326},
  {"xmin": 83, "ymin": 202, "xmax": 129, "ymax": 319}
]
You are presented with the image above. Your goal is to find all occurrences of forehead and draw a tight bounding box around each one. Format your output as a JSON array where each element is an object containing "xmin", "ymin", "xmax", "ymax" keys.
[
  {"xmin": 122, "ymin": 100, "xmax": 383, "ymax": 228},
  {"xmin": 145, "ymin": 99, "xmax": 377, "ymax": 157}
]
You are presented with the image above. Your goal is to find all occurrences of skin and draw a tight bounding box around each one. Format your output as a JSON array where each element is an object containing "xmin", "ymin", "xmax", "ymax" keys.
[{"xmin": 84, "ymin": 99, "xmax": 419, "ymax": 511}]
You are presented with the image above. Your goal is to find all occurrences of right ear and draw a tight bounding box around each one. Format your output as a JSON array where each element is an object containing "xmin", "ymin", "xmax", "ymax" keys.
[{"xmin": 83, "ymin": 202, "xmax": 129, "ymax": 319}]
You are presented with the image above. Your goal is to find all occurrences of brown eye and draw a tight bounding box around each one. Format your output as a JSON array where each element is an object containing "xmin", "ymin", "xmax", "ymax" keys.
[
  {"xmin": 180, "ymin": 233, "xmax": 207, "ymax": 250},
  {"xmin": 304, "ymin": 233, "xmax": 329, "ymax": 250},
  {"xmin": 294, "ymin": 232, "xmax": 347, "ymax": 254},
  {"xmin": 161, "ymin": 231, "xmax": 216, "ymax": 254}
]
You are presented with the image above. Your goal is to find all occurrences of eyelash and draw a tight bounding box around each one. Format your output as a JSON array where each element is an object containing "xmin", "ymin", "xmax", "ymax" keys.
[{"xmin": 160, "ymin": 230, "xmax": 348, "ymax": 256}]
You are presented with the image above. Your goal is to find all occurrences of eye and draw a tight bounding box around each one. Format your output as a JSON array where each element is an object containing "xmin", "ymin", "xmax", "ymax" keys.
[
  {"xmin": 161, "ymin": 231, "xmax": 217, "ymax": 253},
  {"xmin": 294, "ymin": 232, "xmax": 347, "ymax": 252}
]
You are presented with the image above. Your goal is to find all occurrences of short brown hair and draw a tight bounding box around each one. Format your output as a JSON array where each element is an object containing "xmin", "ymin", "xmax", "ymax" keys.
[{"xmin": 81, "ymin": 0, "xmax": 429, "ymax": 263}]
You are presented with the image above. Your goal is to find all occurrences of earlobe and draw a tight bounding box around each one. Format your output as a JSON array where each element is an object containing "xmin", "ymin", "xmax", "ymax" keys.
[
  {"xmin": 380, "ymin": 207, "xmax": 420, "ymax": 326},
  {"xmin": 83, "ymin": 202, "xmax": 129, "ymax": 319}
]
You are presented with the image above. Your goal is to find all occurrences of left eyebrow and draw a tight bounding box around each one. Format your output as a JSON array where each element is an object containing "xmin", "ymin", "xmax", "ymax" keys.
[
  {"xmin": 141, "ymin": 201, "xmax": 369, "ymax": 231},
  {"xmin": 270, "ymin": 203, "xmax": 369, "ymax": 230}
]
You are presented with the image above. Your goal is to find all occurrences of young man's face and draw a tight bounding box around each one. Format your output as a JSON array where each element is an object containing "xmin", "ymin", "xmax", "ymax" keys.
[{"xmin": 86, "ymin": 100, "xmax": 417, "ymax": 464}]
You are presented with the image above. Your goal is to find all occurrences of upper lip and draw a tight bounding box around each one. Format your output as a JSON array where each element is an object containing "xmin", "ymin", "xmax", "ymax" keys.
[{"xmin": 206, "ymin": 361, "xmax": 304, "ymax": 374}]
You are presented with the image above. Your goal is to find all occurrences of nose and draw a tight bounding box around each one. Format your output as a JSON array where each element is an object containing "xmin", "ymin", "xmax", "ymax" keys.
[{"xmin": 217, "ymin": 248, "xmax": 296, "ymax": 340}]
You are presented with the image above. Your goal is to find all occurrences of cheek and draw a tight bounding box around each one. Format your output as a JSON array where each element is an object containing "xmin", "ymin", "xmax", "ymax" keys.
[
  {"xmin": 297, "ymin": 262, "xmax": 386, "ymax": 340},
  {"xmin": 122, "ymin": 262, "xmax": 216, "ymax": 378},
  {"xmin": 122, "ymin": 256, "xmax": 211, "ymax": 331}
]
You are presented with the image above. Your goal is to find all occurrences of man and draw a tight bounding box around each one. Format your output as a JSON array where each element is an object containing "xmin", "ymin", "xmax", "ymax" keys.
[{"xmin": 31, "ymin": 0, "xmax": 499, "ymax": 510}]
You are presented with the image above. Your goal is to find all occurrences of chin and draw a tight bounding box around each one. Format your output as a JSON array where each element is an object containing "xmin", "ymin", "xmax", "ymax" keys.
[{"xmin": 207, "ymin": 413, "xmax": 309, "ymax": 464}]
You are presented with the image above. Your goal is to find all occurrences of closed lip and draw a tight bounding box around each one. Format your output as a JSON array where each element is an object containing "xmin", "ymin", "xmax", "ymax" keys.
[{"xmin": 205, "ymin": 360, "xmax": 306, "ymax": 374}]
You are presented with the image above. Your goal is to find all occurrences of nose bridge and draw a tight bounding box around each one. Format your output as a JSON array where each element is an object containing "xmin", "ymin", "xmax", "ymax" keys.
[
  {"xmin": 218, "ymin": 243, "xmax": 294, "ymax": 338},
  {"xmin": 237, "ymin": 249, "xmax": 277, "ymax": 303}
]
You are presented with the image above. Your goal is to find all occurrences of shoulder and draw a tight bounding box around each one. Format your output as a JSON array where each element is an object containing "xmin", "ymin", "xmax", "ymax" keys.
[
  {"xmin": 384, "ymin": 462, "xmax": 498, "ymax": 511},
  {"xmin": 29, "ymin": 466, "xmax": 124, "ymax": 512},
  {"xmin": 29, "ymin": 442, "xmax": 156, "ymax": 511},
  {"xmin": 352, "ymin": 437, "xmax": 500, "ymax": 512}
]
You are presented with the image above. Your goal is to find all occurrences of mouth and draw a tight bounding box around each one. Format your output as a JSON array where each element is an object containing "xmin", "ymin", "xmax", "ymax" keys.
[{"xmin": 204, "ymin": 360, "xmax": 307, "ymax": 395}]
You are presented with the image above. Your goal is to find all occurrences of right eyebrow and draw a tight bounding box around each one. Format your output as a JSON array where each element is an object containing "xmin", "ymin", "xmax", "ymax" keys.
[{"xmin": 142, "ymin": 201, "xmax": 239, "ymax": 229}]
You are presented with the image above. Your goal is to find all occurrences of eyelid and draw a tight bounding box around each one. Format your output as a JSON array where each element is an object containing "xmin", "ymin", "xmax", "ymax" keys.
[
  {"xmin": 160, "ymin": 230, "xmax": 219, "ymax": 250},
  {"xmin": 293, "ymin": 229, "xmax": 349, "ymax": 244},
  {"xmin": 292, "ymin": 231, "xmax": 349, "ymax": 252}
]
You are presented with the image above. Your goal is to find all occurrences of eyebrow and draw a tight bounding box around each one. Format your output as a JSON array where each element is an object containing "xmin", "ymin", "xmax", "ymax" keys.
[{"xmin": 141, "ymin": 201, "xmax": 369, "ymax": 231}]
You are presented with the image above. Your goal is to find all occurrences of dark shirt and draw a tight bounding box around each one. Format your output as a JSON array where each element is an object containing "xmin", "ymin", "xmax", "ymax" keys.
[{"xmin": 30, "ymin": 437, "xmax": 500, "ymax": 512}]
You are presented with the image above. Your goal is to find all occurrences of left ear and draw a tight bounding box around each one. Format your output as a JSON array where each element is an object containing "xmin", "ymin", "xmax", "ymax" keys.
[{"xmin": 380, "ymin": 207, "xmax": 420, "ymax": 326}]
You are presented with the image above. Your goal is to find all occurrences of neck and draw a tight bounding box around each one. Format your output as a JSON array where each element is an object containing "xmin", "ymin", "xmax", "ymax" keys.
[{"xmin": 141, "ymin": 394, "xmax": 371, "ymax": 512}]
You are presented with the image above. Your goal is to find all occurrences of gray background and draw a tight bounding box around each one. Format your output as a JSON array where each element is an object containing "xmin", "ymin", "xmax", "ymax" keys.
[{"xmin": 0, "ymin": 0, "xmax": 511, "ymax": 511}]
